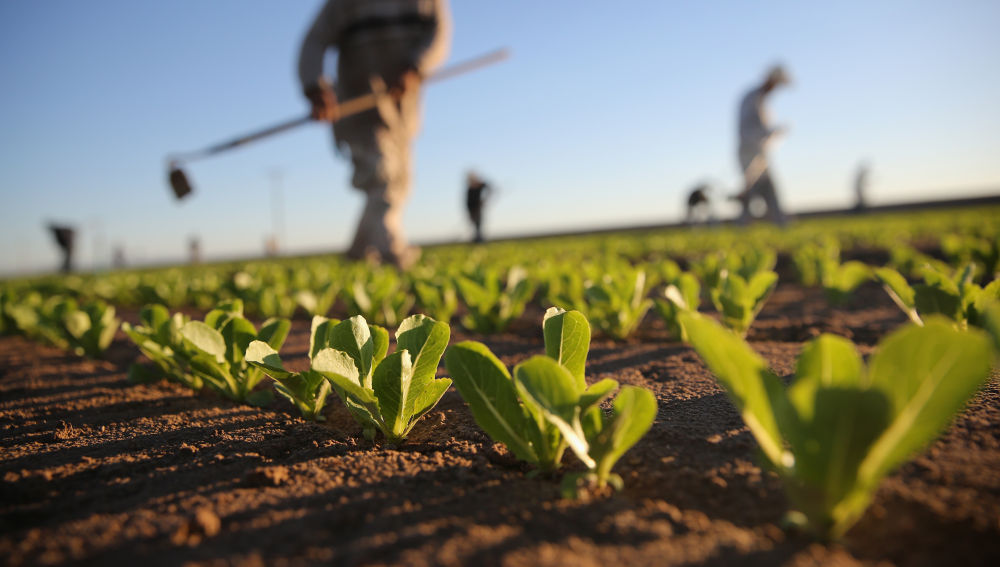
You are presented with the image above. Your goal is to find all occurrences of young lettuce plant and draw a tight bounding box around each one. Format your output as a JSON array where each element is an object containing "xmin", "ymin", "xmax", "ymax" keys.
[
  {"xmin": 178, "ymin": 300, "xmax": 291, "ymax": 405},
  {"xmin": 581, "ymin": 266, "xmax": 655, "ymax": 340},
  {"xmin": 122, "ymin": 304, "xmax": 203, "ymax": 389},
  {"xmin": 244, "ymin": 316, "xmax": 341, "ymax": 421},
  {"xmin": 679, "ymin": 310, "xmax": 993, "ymax": 539},
  {"xmin": 344, "ymin": 268, "xmax": 415, "ymax": 327},
  {"xmin": 313, "ymin": 314, "xmax": 452, "ymax": 444},
  {"xmin": 875, "ymin": 263, "xmax": 1000, "ymax": 329},
  {"xmin": 446, "ymin": 308, "xmax": 657, "ymax": 494},
  {"xmin": 412, "ymin": 278, "xmax": 459, "ymax": 324},
  {"xmin": 708, "ymin": 269, "xmax": 779, "ymax": 336},
  {"xmin": 455, "ymin": 266, "xmax": 536, "ymax": 334},
  {"xmin": 62, "ymin": 299, "xmax": 121, "ymax": 358},
  {"xmin": 654, "ymin": 272, "xmax": 700, "ymax": 341}
]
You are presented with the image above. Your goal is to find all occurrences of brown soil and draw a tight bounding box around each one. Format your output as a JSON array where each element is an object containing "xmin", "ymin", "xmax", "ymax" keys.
[{"xmin": 2, "ymin": 282, "xmax": 999, "ymax": 567}]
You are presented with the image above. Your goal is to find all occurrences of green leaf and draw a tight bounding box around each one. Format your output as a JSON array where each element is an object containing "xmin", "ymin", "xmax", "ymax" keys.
[
  {"xmin": 259, "ymin": 317, "xmax": 291, "ymax": 351},
  {"xmin": 64, "ymin": 310, "xmax": 91, "ymax": 339},
  {"xmin": 590, "ymin": 386, "xmax": 658, "ymax": 485},
  {"xmin": 328, "ymin": 316, "xmax": 375, "ymax": 383},
  {"xmin": 370, "ymin": 324, "xmax": 390, "ymax": 367},
  {"xmin": 445, "ymin": 341, "xmax": 538, "ymax": 463},
  {"xmin": 780, "ymin": 387, "xmax": 891, "ymax": 538},
  {"xmin": 180, "ymin": 321, "xmax": 227, "ymax": 364},
  {"xmin": 874, "ymin": 267, "xmax": 921, "ymax": 324},
  {"xmin": 860, "ymin": 319, "xmax": 993, "ymax": 484},
  {"xmin": 371, "ymin": 350, "xmax": 414, "ymax": 439},
  {"xmin": 786, "ymin": 335, "xmax": 865, "ymax": 421},
  {"xmin": 220, "ymin": 315, "xmax": 257, "ymax": 366},
  {"xmin": 396, "ymin": 314, "xmax": 450, "ymax": 387},
  {"xmin": 542, "ymin": 307, "xmax": 591, "ymax": 390},
  {"xmin": 245, "ymin": 340, "xmax": 293, "ymax": 380},
  {"xmin": 678, "ymin": 311, "xmax": 787, "ymax": 467},
  {"xmin": 913, "ymin": 285, "xmax": 962, "ymax": 321},
  {"xmin": 514, "ymin": 356, "xmax": 593, "ymax": 468}
]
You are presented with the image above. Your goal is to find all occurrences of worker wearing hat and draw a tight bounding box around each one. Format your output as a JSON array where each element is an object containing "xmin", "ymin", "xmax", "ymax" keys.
[
  {"xmin": 299, "ymin": 0, "xmax": 451, "ymax": 269},
  {"xmin": 735, "ymin": 65, "xmax": 791, "ymax": 225}
]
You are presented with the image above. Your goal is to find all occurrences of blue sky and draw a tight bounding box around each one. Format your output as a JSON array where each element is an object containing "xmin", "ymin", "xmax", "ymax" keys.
[{"xmin": 1, "ymin": 0, "xmax": 998, "ymax": 274}]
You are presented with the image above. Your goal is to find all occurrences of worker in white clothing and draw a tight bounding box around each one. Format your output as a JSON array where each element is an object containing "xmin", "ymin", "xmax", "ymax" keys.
[{"xmin": 735, "ymin": 65, "xmax": 791, "ymax": 226}]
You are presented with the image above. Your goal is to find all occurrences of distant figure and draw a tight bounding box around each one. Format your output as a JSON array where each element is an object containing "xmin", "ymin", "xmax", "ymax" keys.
[
  {"xmin": 685, "ymin": 183, "xmax": 713, "ymax": 226},
  {"xmin": 465, "ymin": 171, "xmax": 492, "ymax": 243},
  {"xmin": 735, "ymin": 65, "xmax": 791, "ymax": 226},
  {"xmin": 298, "ymin": 0, "xmax": 451, "ymax": 269},
  {"xmin": 112, "ymin": 246, "xmax": 126, "ymax": 269},
  {"xmin": 48, "ymin": 224, "xmax": 76, "ymax": 273},
  {"xmin": 189, "ymin": 237, "xmax": 201, "ymax": 265},
  {"xmin": 854, "ymin": 162, "xmax": 870, "ymax": 212}
]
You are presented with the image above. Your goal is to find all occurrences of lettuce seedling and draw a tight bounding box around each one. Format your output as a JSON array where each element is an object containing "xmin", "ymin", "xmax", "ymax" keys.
[
  {"xmin": 708, "ymin": 269, "xmax": 778, "ymax": 336},
  {"xmin": 446, "ymin": 308, "xmax": 657, "ymax": 494},
  {"xmin": 314, "ymin": 314, "xmax": 451, "ymax": 444},
  {"xmin": 63, "ymin": 299, "xmax": 120, "ymax": 358},
  {"xmin": 245, "ymin": 323, "xmax": 335, "ymax": 421},
  {"xmin": 3, "ymin": 293, "xmax": 119, "ymax": 358},
  {"xmin": 294, "ymin": 281, "xmax": 340, "ymax": 317},
  {"xmin": 794, "ymin": 240, "xmax": 871, "ymax": 305},
  {"xmin": 344, "ymin": 268, "xmax": 415, "ymax": 327},
  {"xmin": 654, "ymin": 272, "xmax": 700, "ymax": 341},
  {"xmin": 875, "ymin": 263, "xmax": 1000, "ymax": 329},
  {"xmin": 679, "ymin": 311, "xmax": 993, "ymax": 539},
  {"xmin": 122, "ymin": 304, "xmax": 203, "ymax": 389},
  {"xmin": 413, "ymin": 279, "xmax": 458, "ymax": 324},
  {"xmin": 177, "ymin": 300, "xmax": 291, "ymax": 405},
  {"xmin": 455, "ymin": 266, "xmax": 535, "ymax": 333},
  {"xmin": 581, "ymin": 267, "xmax": 655, "ymax": 340}
]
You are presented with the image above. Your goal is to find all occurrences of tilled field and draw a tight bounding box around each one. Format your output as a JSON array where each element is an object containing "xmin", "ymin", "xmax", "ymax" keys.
[{"xmin": 1, "ymin": 281, "xmax": 999, "ymax": 566}]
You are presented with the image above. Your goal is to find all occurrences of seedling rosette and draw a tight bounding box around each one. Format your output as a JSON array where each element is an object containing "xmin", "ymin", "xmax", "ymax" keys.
[
  {"xmin": 654, "ymin": 272, "xmax": 700, "ymax": 341},
  {"xmin": 122, "ymin": 300, "xmax": 290, "ymax": 405},
  {"xmin": 679, "ymin": 310, "xmax": 993, "ymax": 539},
  {"xmin": 875, "ymin": 263, "xmax": 1000, "ymax": 329},
  {"xmin": 455, "ymin": 266, "xmax": 535, "ymax": 333},
  {"xmin": 446, "ymin": 308, "xmax": 656, "ymax": 494},
  {"xmin": 245, "ymin": 320, "xmax": 334, "ymax": 421},
  {"xmin": 708, "ymin": 269, "xmax": 778, "ymax": 336},
  {"xmin": 305, "ymin": 314, "xmax": 452, "ymax": 444}
]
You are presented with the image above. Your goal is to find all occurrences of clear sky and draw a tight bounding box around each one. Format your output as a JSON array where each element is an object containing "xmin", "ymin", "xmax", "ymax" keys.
[{"xmin": 2, "ymin": 0, "xmax": 998, "ymax": 274}]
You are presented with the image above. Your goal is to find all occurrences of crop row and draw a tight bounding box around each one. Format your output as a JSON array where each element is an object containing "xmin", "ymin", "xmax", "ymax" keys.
[{"xmin": 105, "ymin": 295, "xmax": 1000, "ymax": 540}]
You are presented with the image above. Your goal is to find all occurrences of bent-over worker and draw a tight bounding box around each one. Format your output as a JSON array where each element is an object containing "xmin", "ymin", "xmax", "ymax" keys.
[{"xmin": 736, "ymin": 65, "xmax": 790, "ymax": 226}]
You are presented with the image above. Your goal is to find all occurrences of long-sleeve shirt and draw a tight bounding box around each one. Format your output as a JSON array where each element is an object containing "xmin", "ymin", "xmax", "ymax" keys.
[
  {"xmin": 737, "ymin": 85, "xmax": 776, "ymax": 161},
  {"xmin": 298, "ymin": 0, "xmax": 451, "ymax": 97}
]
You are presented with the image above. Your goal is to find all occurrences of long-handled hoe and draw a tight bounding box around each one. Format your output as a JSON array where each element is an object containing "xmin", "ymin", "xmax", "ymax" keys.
[{"xmin": 167, "ymin": 48, "xmax": 509, "ymax": 200}]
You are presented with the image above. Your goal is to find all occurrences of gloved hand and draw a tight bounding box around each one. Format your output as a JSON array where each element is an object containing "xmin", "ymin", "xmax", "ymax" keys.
[{"xmin": 305, "ymin": 83, "xmax": 338, "ymax": 122}]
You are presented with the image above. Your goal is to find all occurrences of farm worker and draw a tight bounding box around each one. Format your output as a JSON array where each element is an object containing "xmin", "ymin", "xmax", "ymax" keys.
[
  {"xmin": 298, "ymin": 0, "xmax": 452, "ymax": 269},
  {"xmin": 735, "ymin": 65, "xmax": 791, "ymax": 226},
  {"xmin": 465, "ymin": 170, "xmax": 492, "ymax": 243},
  {"xmin": 47, "ymin": 224, "xmax": 76, "ymax": 273},
  {"xmin": 853, "ymin": 161, "xmax": 871, "ymax": 212},
  {"xmin": 685, "ymin": 183, "xmax": 713, "ymax": 226}
]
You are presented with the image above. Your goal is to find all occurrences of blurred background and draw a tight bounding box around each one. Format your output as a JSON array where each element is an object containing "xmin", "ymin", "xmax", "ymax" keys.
[{"xmin": 1, "ymin": 0, "xmax": 998, "ymax": 274}]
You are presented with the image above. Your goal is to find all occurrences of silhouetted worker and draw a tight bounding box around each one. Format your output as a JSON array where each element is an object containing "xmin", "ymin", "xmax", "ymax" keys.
[
  {"xmin": 465, "ymin": 171, "xmax": 492, "ymax": 243},
  {"xmin": 735, "ymin": 65, "xmax": 790, "ymax": 226},
  {"xmin": 299, "ymin": 0, "xmax": 451, "ymax": 270},
  {"xmin": 685, "ymin": 183, "xmax": 713, "ymax": 226},
  {"xmin": 854, "ymin": 161, "xmax": 870, "ymax": 212},
  {"xmin": 189, "ymin": 237, "xmax": 201, "ymax": 265},
  {"xmin": 48, "ymin": 224, "xmax": 76, "ymax": 273}
]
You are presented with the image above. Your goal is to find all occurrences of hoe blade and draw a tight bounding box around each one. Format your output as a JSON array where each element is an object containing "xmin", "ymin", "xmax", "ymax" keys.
[{"xmin": 169, "ymin": 167, "xmax": 193, "ymax": 200}]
